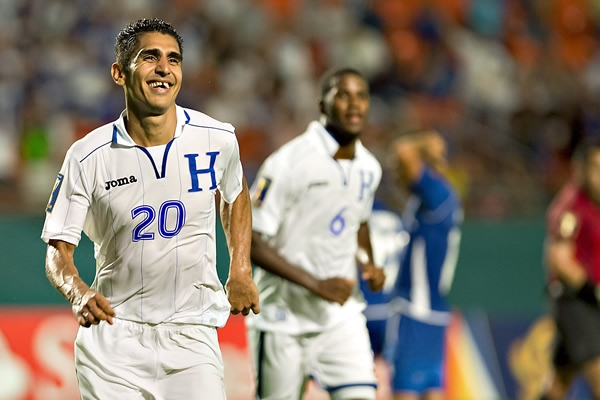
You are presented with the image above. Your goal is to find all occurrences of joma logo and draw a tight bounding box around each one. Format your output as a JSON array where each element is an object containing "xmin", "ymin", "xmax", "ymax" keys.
[{"xmin": 105, "ymin": 176, "xmax": 138, "ymax": 190}]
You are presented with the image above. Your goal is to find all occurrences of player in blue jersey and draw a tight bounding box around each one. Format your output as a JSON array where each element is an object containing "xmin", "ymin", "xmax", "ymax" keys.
[
  {"xmin": 385, "ymin": 129, "xmax": 462, "ymax": 400},
  {"xmin": 41, "ymin": 18, "xmax": 259, "ymax": 399}
]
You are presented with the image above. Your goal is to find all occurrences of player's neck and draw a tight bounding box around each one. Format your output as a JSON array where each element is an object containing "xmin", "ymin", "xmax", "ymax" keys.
[
  {"xmin": 124, "ymin": 107, "xmax": 177, "ymax": 147},
  {"xmin": 325, "ymin": 124, "xmax": 357, "ymax": 159},
  {"xmin": 333, "ymin": 144, "xmax": 355, "ymax": 160}
]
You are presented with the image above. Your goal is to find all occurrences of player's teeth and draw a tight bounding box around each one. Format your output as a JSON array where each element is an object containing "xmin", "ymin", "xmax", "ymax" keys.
[{"xmin": 149, "ymin": 82, "xmax": 170, "ymax": 88}]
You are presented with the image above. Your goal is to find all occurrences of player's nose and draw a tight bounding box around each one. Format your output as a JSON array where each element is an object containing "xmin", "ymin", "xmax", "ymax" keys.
[{"xmin": 155, "ymin": 56, "xmax": 171, "ymax": 75}]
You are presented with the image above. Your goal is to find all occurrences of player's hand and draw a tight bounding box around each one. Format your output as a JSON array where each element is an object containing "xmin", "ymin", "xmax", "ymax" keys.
[
  {"xmin": 314, "ymin": 277, "xmax": 356, "ymax": 305},
  {"xmin": 362, "ymin": 264, "xmax": 385, "ymax": 292},
  {"xmin": 226, "ymin": 274, "xmax": 261, "ymax": 316},
  {"xmin": 72, "ymin": 290, "xmax": 116, "ymax": 328}
]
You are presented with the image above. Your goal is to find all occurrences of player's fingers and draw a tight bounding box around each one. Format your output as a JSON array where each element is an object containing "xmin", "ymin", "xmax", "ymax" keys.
[
  {"xmin": 77, "ymin": 313, "xmax": 91, "ymax": 327},
  {"xmin": 88, "ymin": 295, "xmax": 116, "ymax": 324},
  {"xmin": 88, "ymin": 305, "xmax": 114, "ymax": 324},
  {"xmin": 78, "ymin": 309, "xmax": 93, "ymax": 327},
  {"xmin": 84, "ymin": 308, "xmax": 100, "ymax": 325},
  {"xmin": 251, "ymin": 303, "xmax": 261, "ymax": 314},
  {"xmin": 92, "ymin": 295, "xmax": 117, "ymax": 317}
]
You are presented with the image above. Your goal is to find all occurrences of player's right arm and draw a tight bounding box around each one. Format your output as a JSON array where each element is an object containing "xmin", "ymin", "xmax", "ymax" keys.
[
  {"xmin": 250, "ymin": 151, "xmax": 355, "ymax": 305},
  {"xmin": 393, "ymin": 129, "xmax": 447, "ymax": 185},
  {"xmin": 393, "ymin": 130, "xmax": 454, "ymax": 213},
  {"xmin": 546, "ymin": 237, "xmax": 586, "ymax": 289},
  {"xmin": 250, "ymin": 231, "xmax": 355, "ymax": 305},
  {"xmin": 46, "ymin": 239, "xmax": 115, "ymax": 327}
]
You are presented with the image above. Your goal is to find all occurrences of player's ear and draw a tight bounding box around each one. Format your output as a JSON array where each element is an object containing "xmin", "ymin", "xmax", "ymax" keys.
[
  {"xmin": 319, "ymin": 99, "xmax": 325, "ymax": 115},
  {"xmin": 111, "ymin": 63, "xmax": 126, "ymax": 86}
]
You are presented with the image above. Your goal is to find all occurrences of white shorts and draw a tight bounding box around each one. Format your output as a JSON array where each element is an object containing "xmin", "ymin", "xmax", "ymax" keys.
[
  {"xmin": 248, "ymin": 313, "xmax": 377, "ymax": 400},
  {"xmin": 74, "ymin": 318, "xmax": 226, "ymax": 400}
]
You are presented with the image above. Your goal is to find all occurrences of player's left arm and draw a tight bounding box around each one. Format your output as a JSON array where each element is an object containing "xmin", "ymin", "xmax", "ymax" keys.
[
  {"xmin": 356, "ymin": 221, "xmax": 385, "ymax": 291},
  {"xmin": 221, "ymin": 176, "xmax": 260, "ymax": 316}
]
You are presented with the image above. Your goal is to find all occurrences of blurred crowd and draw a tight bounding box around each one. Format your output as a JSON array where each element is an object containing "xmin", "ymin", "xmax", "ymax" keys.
[{"xmin": 2, "ymin": 0, "xmax": 600, "ymax": 219}]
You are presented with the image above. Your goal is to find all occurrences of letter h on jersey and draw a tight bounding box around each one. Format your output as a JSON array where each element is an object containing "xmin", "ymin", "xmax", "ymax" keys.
[
  {"xmin": 185, "ymin": 151, "xmax": 220, "ymax": 192},
  {"xmin": 359, "ymin": 170, "xmax": 374, "ymax": 201}
]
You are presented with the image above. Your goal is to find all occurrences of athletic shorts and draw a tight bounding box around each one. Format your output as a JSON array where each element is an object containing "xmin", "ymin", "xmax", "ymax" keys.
[
  {"xmin": 553, "ymin": 295, "xmax": 600, "ymax": 367},
  {"xmin": 365, "ymin": 316, "xmax": 387, "ymax": 356},
  {"xmin": 385, "ymin": 313, "xmax": 447, "ymax": 394},
  {"xmin": 248, "ymin": 314, "xmax": 377, "ymax": 400},
  {"xmin": 74, "ymin": 318, "xmax": 226, "ymax": 400}
]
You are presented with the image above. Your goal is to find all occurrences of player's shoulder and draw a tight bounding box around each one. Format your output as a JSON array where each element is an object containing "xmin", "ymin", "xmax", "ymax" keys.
[
  {"xmin": 263, "ymin": 132, "xmax": 315, "ymax": 169},
  {"xmin": 547, "ymin": 182, "xmax": 580, "ymax": 222},
  {"xmin": 66, "ymin": 121, "xmax": 115, "ymax": 162},
  {"xmin": 356, "ymin": 142, "xmax": 383, "ymax": 173},
  {"xmin": 181, "ymin": 107, "xmax": 235, "ymax": 135},
  {"xmin": 546, "ymin": 182, "xmax": 584, "ymax": 238}
]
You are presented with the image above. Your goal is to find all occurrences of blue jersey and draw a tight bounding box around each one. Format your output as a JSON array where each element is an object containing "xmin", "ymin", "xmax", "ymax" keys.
[{"xmin": 392, "ymin": 167, "xmax": 461, "ymax": 326}]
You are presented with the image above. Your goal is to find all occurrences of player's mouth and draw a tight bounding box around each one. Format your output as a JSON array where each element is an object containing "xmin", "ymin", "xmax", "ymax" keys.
[
  {"xmin": 346, "ymin": 113, "xmax": 363, "ymax": 125},
  {"xmin": 148, "ymin": 81, "xmax": 172, "ymax": 92}
]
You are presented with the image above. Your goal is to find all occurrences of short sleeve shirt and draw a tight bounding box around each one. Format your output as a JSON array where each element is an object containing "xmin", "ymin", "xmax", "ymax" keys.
[
  {"xmin": 547, "ymin": 182, "xmax": 600, "ymax": 284},
  {"xmin": 393, "ymin": 167, "xmax": 462, "ymax": 325},
  {"xmin": 41, "ymin": 106, "xmax": 244, "ymax": 326},
  {"xmin": 247, "ymin": 121, "xmax": 382, "ymax": 334}
]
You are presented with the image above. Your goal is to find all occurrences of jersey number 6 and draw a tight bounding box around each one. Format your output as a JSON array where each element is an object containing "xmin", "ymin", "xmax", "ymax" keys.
[{"xmin": 329, "ymin": 207, "xmax": 347, "ymax": 236}]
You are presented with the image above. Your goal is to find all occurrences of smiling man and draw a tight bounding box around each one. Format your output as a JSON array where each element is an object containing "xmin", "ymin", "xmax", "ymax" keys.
[
  {"xmin": 247, "ymin": 67, "xmax": 385, "ymax": 400},
  {"xmin": 41, "ymin": 18, "xmax": 259, "ymax": 399}
]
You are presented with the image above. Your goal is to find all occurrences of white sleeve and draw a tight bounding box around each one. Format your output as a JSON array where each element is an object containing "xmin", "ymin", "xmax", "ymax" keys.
[
  {"xmin": 218, "ymin": 133, "xmax": 244, "ymax": 204},
  {"xmin": 249, "ymin": 154, "xmax": 290, "ymax": 237},
  {"xmin": 41, "ymin": 147, "xmax": 91, "ymax": 246}
]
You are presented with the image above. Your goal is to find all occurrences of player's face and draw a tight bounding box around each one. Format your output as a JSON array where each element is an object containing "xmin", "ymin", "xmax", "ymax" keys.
[
  {"xmin": 321, "ymin": 74, "xmax": 370, "ymax": 136},
  {"xmin": 113, "ymin": 32, "xmax": 182, "ymax": 116},
  {"xmin": 584, "ymin": 148, "xmax": 600, "ymax": 205}
]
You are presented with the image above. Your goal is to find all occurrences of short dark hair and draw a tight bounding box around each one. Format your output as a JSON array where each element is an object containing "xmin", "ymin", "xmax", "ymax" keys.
[
  {"xmin": 115, "ymin": 18, "xmax": 183, "ymax": 73},
  {"xmin": 319, "ymin": 67, "xmax": 367, "ymax": 100}
]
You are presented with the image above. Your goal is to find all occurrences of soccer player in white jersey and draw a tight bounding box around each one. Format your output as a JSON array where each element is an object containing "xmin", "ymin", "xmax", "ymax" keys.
[
  {"xmin": 41, "ymin": 18, "xmax": 259, "ymax": 399},
  {"xmin": 247, "ymin": 67, "xmax": 386, "ymax": 400}
]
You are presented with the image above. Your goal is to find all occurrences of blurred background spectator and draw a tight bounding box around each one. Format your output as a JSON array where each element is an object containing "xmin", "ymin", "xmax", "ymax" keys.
[{"xmin": 2, "ymin": 0, "xmax": 599, "ymax": 220}]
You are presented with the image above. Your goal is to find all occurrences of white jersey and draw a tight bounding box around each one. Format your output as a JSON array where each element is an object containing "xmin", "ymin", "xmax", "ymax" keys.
[
  {"xmin": 41, "ymin": 106, "xmax": 244, "ymax": 327},
  {"xmin": 247, "ymin": 121, "xmax": 382, "ymax": 334}
]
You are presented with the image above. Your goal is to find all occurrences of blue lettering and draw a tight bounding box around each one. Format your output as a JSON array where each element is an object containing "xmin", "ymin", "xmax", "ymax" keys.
[
  {"xmin": 185, "ymin": 151, "xmax": 219, "ymax": 192},
  {"xmin": 359, "ymin": 170, "xmax": 373, "ymax": 201}
]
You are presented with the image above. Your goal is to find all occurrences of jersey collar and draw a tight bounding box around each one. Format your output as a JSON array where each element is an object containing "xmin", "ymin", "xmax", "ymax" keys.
[
  {"xmin": 111, "ymin": 105, "xmax": 189, "ymax": 146},
  {"xmin": 306, "ymin": 121, "xmax": 366, "ymax": 158}
]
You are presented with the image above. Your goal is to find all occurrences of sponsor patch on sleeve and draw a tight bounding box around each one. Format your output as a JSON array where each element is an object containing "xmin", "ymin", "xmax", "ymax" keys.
[
  {"xmin": 558, "ymin": 211, "xmax": 578, "ymax": 239},
  {"xmin": 46, "ymin": 173, "xmax": 64, "ymax": 213},
  {"xmin": 252, "ymin": 176, "xmax": 272, "ymax": 207}
]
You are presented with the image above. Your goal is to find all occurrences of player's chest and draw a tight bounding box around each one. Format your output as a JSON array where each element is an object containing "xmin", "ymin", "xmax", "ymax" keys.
[
  {"xmin": 93, "ymin": 145, "xmax": 226, "ymax": 204},
  {"xmin": 297, "ymin": 158, "xmax": 376, "ymax": 202}
]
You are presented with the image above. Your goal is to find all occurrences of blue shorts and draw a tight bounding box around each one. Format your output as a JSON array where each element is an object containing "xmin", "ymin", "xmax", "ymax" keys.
[{"xmin": 385, "ymin": 314, "xmax": 447, "ymax": 393}]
